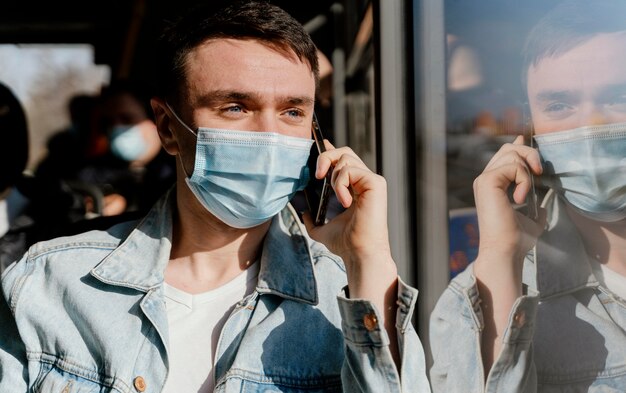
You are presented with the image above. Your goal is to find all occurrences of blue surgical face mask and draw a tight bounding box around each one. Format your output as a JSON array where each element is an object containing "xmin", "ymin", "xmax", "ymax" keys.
[
  {"xmin": 109, "ymin": 124, "xmax": 147, "ymax": 161},
  {"xmin": 534, "ymin": 122, "xmax": 626, "ymax": 222},
  {"xmin": 167, "ymin": 104, "xmax": 313, "ymax": 228}
]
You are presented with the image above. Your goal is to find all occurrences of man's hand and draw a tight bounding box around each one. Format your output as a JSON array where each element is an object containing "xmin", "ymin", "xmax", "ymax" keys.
[
  {"xmin": 474, "ymin": 135, "xmax": 545, "ymax": 266},
  {"xmin": 472, "ymin": 135, "xmax": 546, "ymax": 374},
  {"xmin": 303, "ymin": 141, "xmax": 397, "ymax": 291},
  {"xmin": 302, "ymin": 141, "xmax": 400, "ymax": 366}
]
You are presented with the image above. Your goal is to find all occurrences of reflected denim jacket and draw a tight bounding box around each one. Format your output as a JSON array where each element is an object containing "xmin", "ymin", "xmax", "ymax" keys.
[
  {"xmin": 0, "ymin": 190, "xmax": 431, "ymax": 393},
  {"xmin": 430, "ymin": 190, "xmax": 626, "ymax": 393}
]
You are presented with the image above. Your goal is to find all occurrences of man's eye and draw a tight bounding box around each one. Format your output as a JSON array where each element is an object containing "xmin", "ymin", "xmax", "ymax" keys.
[
  {"xmin": 544, "ymin": 102, "xmax": 572, "ymax": 113},
  {"xmin": 285, "ymin": 109, "xmax": 305, "ymax": 118},
  {"xmin": 223, "ymin": 105, "xmax": 243, "ymax": 113},
  {"xmin": 607, "ymin": 95, "xmax": 626, "ymax": 110}
]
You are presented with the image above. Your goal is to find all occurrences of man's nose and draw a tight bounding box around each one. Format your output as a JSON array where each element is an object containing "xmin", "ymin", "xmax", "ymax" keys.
[{"xmin": 249, "ymin": 112, "xmax": 279, "ymax": 132}]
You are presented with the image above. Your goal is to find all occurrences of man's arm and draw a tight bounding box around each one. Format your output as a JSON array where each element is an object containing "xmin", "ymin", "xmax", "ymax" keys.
[
  {"xmin": 429, "ymin": 264, "xmax": 538, "ymax": 393},
  {"xmin": 471, "ymin": 136, "xmax": 545, "ymax": 373},
  {"xmin": 304, "ymin": 143, "xmax": 430, "ymax": 392},
  {"xmin": 336, "ymin": 277, "xmax": 430, "ymax": 393},
  {"xmin": 429, "ymin": 135, "xmax": 543, "ymax": 393},
  {"xmin": 0, "ymin": 260, "xmax": 29, "ymax": 391},
  {"xmin": 303, "ymin": 143, "xmax": 400, "ymax": 361}
]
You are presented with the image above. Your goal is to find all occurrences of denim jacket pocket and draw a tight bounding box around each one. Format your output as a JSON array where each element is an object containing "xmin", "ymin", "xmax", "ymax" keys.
[
  {"xmin": 216, "ymin": 371, "xmax": 343, "ymax": 393},
  {"xmin": 239, "ymin": 381, "xmax": 342, "ymax": 393},
  {"xmin": 33, "ymin": 363, "xmax": 113, "ymax": 393}
]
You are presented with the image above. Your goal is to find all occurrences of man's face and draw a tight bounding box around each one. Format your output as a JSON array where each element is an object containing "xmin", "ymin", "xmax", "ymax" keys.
[
  {"xmin": 176, "ymin": 38, "xmax": 316, "ymax": 140},
  {"xmin": 527, "ymin": 32, "xmax": 626, "ymax": 134}
]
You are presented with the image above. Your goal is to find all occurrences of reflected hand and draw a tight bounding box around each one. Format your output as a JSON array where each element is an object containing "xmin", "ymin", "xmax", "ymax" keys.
[
  {"xmin": 472, "ymin": 135, "xmax": 547, "ymax": 372},
  {"xmin": 474, "ymin": 135, "xmax": 546, "ymax": 266}
]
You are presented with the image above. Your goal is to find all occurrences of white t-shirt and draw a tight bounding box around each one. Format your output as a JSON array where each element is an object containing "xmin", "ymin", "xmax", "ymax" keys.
[{"xmin": 162, "ymin": 262, "xmax": 260, "ymax": 393}]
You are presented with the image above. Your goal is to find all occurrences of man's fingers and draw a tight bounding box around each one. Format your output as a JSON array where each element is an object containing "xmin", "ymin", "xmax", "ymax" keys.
[
  {"xmin": 331, "ymin": 165, "xmax": 355, "ymax": 207},
  {"xmin": 316, "ymin": 144, "xmax": 367, "ymax": 179},
  {"xmin": 511, "ymin": 164, "xmax": 532, "ymax": 205},
  {"xmin": 484, "ymin": 147, "xmax": 543, "ymax": 176},
  {"xmin": 475, "ymin": 160, "xmax": 533, "ymax": 205},
  {"xmin": 484, "ymin": 136, "xmax": 543, "ymax": 175},
  {"xmin": 332, "ymin": 165, "xmax": 387, "ymax": 208}
]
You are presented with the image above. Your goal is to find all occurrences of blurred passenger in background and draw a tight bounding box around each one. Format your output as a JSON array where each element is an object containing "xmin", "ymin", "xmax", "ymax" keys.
[
  {"xmin": 35, "ymin": 94, "xmax": 100, "ymax": 181},
  {"xmin": 36, "ymin": 79, "xmax": 176, "ymax": 217},
  {"xmin": 0, "ymin": 82, "xmax": 90, "ymax": 271},
  {"xmin": 79, "ymin": 79, "xmax": 174, "ymax": 215}
]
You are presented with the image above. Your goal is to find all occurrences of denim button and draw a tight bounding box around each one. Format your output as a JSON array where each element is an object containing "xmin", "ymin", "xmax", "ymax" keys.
[
  {"xmin": 134, "ymin": 376, "xmax": 147, "ymax": 392},
  {"xmin": 363, "ymin": 313, "xmax": 378, "ymax": 331}
]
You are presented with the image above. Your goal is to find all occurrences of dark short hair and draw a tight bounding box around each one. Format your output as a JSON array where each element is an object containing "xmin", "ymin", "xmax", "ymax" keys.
[
  {"xmin": 100, "ymin": 78, "xmax": 154, "ymax": 121},
  {"xmin": 0, "ymin": 82, "xmax": 28, "ymax": 192},
  {"xmin": 522, "ymin": 0, "xmax": 626, "ymax": 86},
  {"xmin": 154, "ymin": 0, "xmax": 320, "ymax": 105}
]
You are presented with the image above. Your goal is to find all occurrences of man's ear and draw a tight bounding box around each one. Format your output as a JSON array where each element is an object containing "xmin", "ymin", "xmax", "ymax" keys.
[{"xmin": 151, "ymin": 97, "xmax": 179, "ymax": 155}]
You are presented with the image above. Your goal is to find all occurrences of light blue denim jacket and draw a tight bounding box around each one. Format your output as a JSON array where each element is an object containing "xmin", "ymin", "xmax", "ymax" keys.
[
  {"xmin": 430, "ymin": 190, "xmax": 626, "ymax": 393},
  {"xmin": 0, "ymin": 190, "xmax": 431, "ymax": 393}
]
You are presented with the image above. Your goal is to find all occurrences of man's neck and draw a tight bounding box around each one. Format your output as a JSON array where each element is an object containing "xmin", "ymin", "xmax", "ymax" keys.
[{"xmin": 165, "ymin": 184, "xmax": 270, "ymax": 294}]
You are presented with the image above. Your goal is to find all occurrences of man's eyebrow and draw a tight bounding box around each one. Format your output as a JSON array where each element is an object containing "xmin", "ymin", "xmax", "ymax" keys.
[
  {"xmin": 286, "ymin": 96, "xmax": 315, "ymax": 106},
  {"xmin": 195, "ymin": 91, "xmax": 251, "ymax": 106},
  {"xmin": 534, "ymin": 89, "xmax": 579, "ymax": 102},
  {"xmin": 196, "ymin": 90, "xmax": 314, "ymax": 106},
  {"xmin": 534, "ymin": 83, "xmax": 626, "ymax": 102},
  {"xmin": 597, "ymin": 82, "xmax": 626, "ymax": 98}
]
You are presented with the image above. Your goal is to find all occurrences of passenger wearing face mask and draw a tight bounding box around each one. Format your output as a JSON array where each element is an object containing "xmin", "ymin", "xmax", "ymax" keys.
[
  {"xmin": 75, "ymin": 80, "xmax": 176, "ymax": 216},
  {"xmin": 430, "ymin": 1, "xmax": 626, "ymax": 392}
]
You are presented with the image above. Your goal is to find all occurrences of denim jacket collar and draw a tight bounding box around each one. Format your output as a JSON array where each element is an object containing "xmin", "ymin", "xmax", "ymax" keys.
[
  {"xmin": 256, "ymin": 205, "xmax": 319, "ymax": 305},
  {"xmin": 531, "ymin": 189, "xmax": 599, "ymax": 299},
  {"xmin": 90, "ymin": 190, "xmax": 174, "ymax": 292},
  {"xmin": 90, "ymin": 189, "xmax": 319, "ymax": 304}
]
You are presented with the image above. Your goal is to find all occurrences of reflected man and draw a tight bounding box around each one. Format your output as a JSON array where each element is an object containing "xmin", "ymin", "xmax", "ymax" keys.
[{"xmin": 431, "ymin": 0, "xmax": 626, "ymax": 392}]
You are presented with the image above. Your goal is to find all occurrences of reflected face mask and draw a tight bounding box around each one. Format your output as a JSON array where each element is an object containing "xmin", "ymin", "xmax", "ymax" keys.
[
  {"xmin": 534, "ymin": 122, "xmax": 626, "ymax": 222},
  {"xmin": 167, "ymin": 104, "xmax": 313, "ymax": 228}
]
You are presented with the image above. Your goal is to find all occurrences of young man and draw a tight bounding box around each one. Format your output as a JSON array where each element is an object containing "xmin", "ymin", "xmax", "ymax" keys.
[
  {"xmin": 430, "ymin": 1, "xmax": 626, "ymax": 392},
  {"xmin": 0, "ymin": 2, "xmax": 430, "ymax": 392}
]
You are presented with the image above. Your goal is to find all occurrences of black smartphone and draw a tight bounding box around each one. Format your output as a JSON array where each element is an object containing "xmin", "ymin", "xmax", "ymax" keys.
[
  {"xmin": 523, "ymin": 103, "xmax": 539, "ymax": 220},
  {"xmin": 526, "ymin": 138, "xmax": 539, "ymax": 220},
  {"xmin": 304, "ymin": 113, "xmax": 333, "ymax": 226}
]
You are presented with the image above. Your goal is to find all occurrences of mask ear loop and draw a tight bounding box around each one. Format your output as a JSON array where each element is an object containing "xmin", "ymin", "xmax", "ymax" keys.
[
  {"xmin": 165, "ymin": 102, "xmax": 198, "ymax": 137},
  {"xmin": 165, "ymin": 102, "xmax": 197, "ymax": 179}
]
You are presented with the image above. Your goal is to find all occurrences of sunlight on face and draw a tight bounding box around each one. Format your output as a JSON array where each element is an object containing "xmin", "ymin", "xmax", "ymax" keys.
[{"xmin": 181, "ymin": 39, "xmax": 316, "ymax": 139}]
